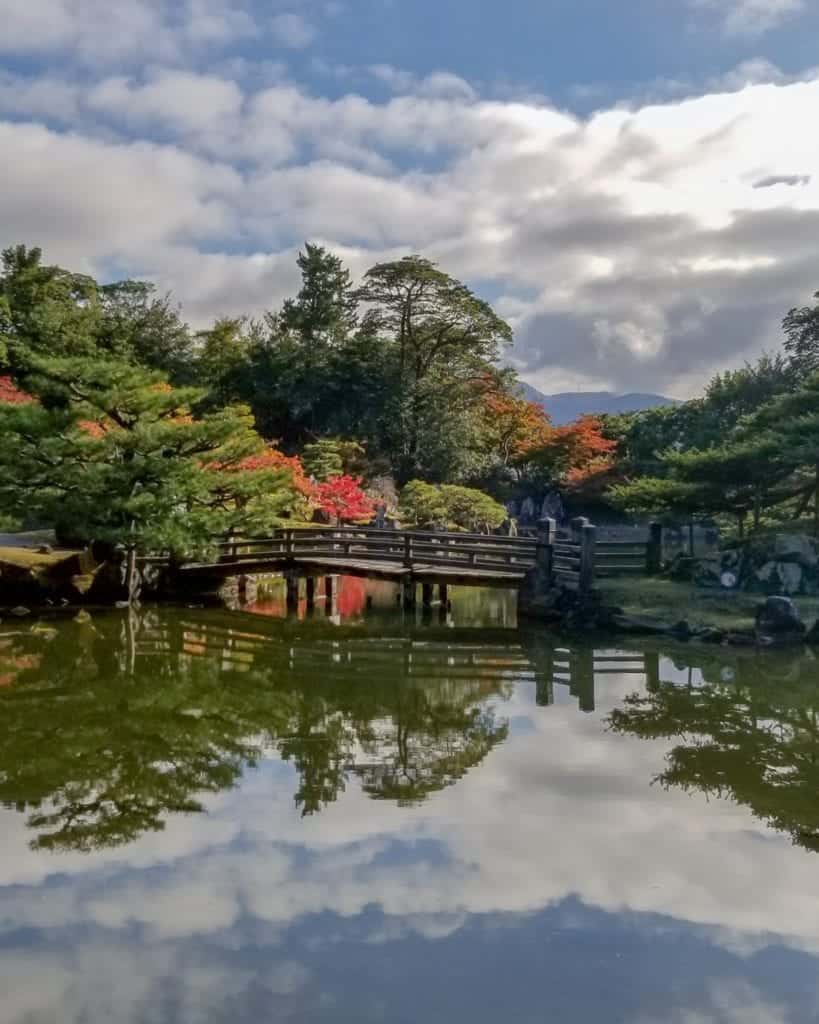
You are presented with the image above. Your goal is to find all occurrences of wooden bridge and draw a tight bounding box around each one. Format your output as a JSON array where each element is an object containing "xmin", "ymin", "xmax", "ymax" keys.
[{"xmin": 146, "ymin": 517, "xmax": 665, "ymax": 607}]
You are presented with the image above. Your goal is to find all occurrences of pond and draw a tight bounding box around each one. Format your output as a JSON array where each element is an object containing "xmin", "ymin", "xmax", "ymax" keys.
[{"xmin": 1, "ymin": 578, "xmax": 818, "ymax": 1023}]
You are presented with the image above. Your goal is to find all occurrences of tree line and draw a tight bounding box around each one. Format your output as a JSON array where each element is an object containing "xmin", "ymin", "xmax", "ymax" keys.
[
  {"xmin": 606, "ymin": 292, "xmax": 819, "ymax": 535},
  {"xmin": 0, "ymin": 243, "xmax": 614, "ymax": 552}
]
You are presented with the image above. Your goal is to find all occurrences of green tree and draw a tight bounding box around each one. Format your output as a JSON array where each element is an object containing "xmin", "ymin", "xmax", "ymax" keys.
[
  {"xmin": 194, "ymin": 316, "xmax": 257, "ymax": 410},
  {"xmin": 355, "ymin": 256, "xmax": 513, "ymax": 481},
  {"xmin": 244, "ymin": 244, "xmax": 362, "ymax": 443},
  {"xmin": 612, "ymin": 436, "xmax": 797, "ymax": 535},
  {"xmin": 399, "ymin": 480, "xmax": 507, "ymax": 532},
  {"xmin": 280, "ymin": 242, "xmax": 358, "ymax": 344},
  {"xmin": 0, "ymin": 354, "xmax": 295, "ymax": 553},
  {"xmin": 98, "ymin": 279, "xmax": 194, "ymax": 381},
  {"xmin": 302, "ymin": 438, "xmax": 367, "ymax": 481},
  {"xmin": 747, "ymin": 371, "xmax": 819, "ymax": 533},
  {"xmin": 1, "ymin": 244, "xmax": 101, "ymax": 367},
  {"xmin": 784, "ymin": 290, "xmax": 819, "ymax": 377}
]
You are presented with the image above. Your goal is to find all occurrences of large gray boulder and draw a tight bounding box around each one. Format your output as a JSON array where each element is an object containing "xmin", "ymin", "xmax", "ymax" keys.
[{"xmin": 755, "ymin": 596, "xmax": 805, "ymax": 636}]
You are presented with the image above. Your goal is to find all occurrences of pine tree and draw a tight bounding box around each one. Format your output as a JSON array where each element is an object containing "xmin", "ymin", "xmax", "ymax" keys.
[{"xmin": 0, "ymin": 355, "xmax": 297, "ymax": 554}]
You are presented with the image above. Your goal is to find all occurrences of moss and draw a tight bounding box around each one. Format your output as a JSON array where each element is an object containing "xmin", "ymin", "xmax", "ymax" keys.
[
  {"xmin": 0, "ymin": 546, "xmax": 79, "ymax": 571},
  {"xmin": 597, "ymin": 577, "xmax": 819, "ymax": 631}
]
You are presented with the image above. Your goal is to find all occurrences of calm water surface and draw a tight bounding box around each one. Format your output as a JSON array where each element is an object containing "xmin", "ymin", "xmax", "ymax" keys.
[{"xmin": 1, "ymin": 578, "xmax": 818, "ymax": 1023}]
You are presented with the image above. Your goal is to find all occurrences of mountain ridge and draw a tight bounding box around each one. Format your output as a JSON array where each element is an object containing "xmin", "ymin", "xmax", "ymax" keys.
[{"xmin": 518, "ymin": 383, "xmax": 679, "ymax": 425}]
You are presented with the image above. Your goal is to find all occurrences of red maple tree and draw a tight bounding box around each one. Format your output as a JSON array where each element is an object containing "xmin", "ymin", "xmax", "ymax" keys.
[
  {"xmin": 231, "ymin": 446, "xmax": 316, "ymax": 497},
  {"xmin": 483, "ymin": 391, "xmax": 553, "ymax": 465},
  {"xmin": 316, "ymin": 475, "xmax": 375, "ymax": 524}
]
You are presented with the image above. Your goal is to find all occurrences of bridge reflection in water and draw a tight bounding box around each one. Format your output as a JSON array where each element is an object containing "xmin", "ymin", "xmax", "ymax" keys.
[{"xmin": 5, "ymin": 602, "xmax": 818, "ymax": 857}]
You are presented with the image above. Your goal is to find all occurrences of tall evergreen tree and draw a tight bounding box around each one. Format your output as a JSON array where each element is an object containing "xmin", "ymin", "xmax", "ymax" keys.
[{"xmin": 355, "ymin": 255, "xmax": 513, "ymax": 481}]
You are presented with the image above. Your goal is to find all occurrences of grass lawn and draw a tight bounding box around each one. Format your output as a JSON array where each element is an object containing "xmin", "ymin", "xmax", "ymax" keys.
[{"xmin": 597, "ymin": 577, "xmax": 819, "ymax": 631}]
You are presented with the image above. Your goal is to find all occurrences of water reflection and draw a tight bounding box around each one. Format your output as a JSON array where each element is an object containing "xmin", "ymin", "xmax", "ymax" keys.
[
  {"xmin": 0, "ymin": 608, "xmax": 512, "ymax": 850},
  {"xmin": 610, "ymin": 645, "xmax": 819, "ymax": 853},
  {"xmin": 3, "ymin": 604, "xmax": 819, "ymax": 1023}
]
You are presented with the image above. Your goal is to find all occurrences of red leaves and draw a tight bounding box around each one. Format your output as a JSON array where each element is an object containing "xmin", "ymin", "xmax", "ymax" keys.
[
  {"xmin": 315, "ymin": 475, "xmax": 375, "ymax": 524},
  {"xmin": 549, "ymin": 416, "xmax": 618, "ymax": 486},
  {"xmin": 0, "ymin": 376, "xmax": 33, "ymax": 405},
  {"xmin": 483, "ymin": 391, "xmax": 553, "ymax": 461},
  {"xmin": 231, "ymin": 447, "xmax": 315, "ymax": 496}
]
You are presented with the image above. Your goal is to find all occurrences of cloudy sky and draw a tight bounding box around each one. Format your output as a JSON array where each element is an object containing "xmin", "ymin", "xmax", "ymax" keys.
[{"xmin": 1, "ymin": 0, "xmax": 818, "ymax": 397}]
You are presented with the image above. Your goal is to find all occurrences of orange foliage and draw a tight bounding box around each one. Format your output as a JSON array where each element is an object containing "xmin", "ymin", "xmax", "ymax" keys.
[
  {"xmin": 0, "ymin": 376, "xmax": 33, "ymax": 405},
  {"xmin": 549, "ymin": 416, "xmax": 618, "ymax": 486},
  {"xmin": 483, "ymin": 390, "xmax": 553, "ymax": 463},
  {"xmin": 231, "ymin": 446, "xmax": 316, "ymax": 497}
]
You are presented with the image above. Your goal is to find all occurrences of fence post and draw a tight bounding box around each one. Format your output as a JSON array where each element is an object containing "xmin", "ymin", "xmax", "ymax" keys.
[
  {"xmin": 579, "ymin": 522, "xmax": 596, "ymax": 595},
  {"xmin": 647, "ymin": 521, "xmax": 663, "ymax": 575},
  {"xmin": 285, "ymin": 529, "xmax": 294, "ymax": 557},
  {"xmin": 403, "ymin": 533, "xmax": 412, "ymax": 568},
  {"xmin": 536, "ymin": 516, "xmax": 555, "ymax": 582}
]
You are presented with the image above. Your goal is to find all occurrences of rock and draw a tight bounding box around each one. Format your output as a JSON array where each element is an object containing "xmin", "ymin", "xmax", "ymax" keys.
[
  {"xmin": 37, "ymin": 544, "xmax": 53, "ymax": 554},
  {"xmin": 611, "ymin": 614, "xmax": 674, "ymax": 636},
  {"xmin": 776, "ymin": 562, "xmax": 803, "ymax": 595},
  {"xmin": 10, "ymin": 606, "xmax": 30, "ymax": 617},
  {"xmin": 697, "ymin": 627, "xmax": 725, "ymax": 644},
  {"xmin": 670, "ymin": 620, "xmax": 692, "ymax": 639},
  {"xmin": 775, "ymin": 533, "xmax": 818, "ymax": 567},
  {"xmin": 724, "ymin": 631, "xmax": 758, "ymax": 647},
  {"xmin": 755, "ymin": 595, "xmax": 805, "ymax": 636}
]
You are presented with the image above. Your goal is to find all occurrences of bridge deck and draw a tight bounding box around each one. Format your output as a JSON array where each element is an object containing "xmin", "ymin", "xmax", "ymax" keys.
[{"xmin": 179, "ymin": 555, "xmax": 528, "ymax": 587}]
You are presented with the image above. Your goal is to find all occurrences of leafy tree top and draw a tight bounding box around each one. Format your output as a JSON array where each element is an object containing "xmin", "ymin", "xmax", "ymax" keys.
[{"xmin": 356, "ymin": 255, "xmax": 513, "ymax": 375}]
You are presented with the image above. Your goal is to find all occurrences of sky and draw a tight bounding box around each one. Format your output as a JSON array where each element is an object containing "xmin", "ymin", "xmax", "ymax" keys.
[{"xmin": 1, "ymin": 0, "xmax": 818, "ymax": 397}]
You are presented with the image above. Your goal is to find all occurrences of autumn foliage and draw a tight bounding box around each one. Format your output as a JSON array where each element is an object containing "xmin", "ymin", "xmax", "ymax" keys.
[
  {"xmin": 523, "ymin": 414, "xmax": 617, "ymax": 487},
  {"xmin": 483, "ymin": 391, "xmax": 553, "ymax": 464},
  {"xmin": 232, "ymin": 446, "xmax": 315, "ymax": 496},
  {"xmin": 316, "ymin": 475, "xmax": 375, "ymax": 524},
  {"xmin": 0, "ymin": 376, "xmax": 33, "ymax": 405}
]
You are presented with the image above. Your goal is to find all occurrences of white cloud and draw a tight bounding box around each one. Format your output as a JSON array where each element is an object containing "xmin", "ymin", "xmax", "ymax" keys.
[
  {"xmin": 1, "ymin": 59, "xmax": 819, "ymax": 394},
  {"xmin": 0, "ymin": 0, "xmax": 258, "ymax": 64},
  {"xmin": 271, "ymin": 11, "xmax": 316, "ymax": 48},
  {"xmin": 1, "ymin": 666, "xmax": 819, "ymax": 1021},
  {"xmin": 690, "ymin": 0, "xmax": 806, "ymax": 37}
]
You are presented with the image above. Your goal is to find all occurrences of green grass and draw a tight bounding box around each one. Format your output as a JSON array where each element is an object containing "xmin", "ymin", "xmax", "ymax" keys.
[{"xmin": 597, "ymin": 577, "xmax": 819, "ymax": 631}]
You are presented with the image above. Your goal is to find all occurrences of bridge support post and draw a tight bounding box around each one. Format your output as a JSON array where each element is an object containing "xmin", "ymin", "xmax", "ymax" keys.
[
  {"xmin": 421, "ymin": 583, "xmax": 434, "ymax": 608},
  {"xmin": 402, "ymin": 578, "xmax": 416, "ymax": 610},
  {"xmin": 324, "ymin": 575, "xmax": 339, "ymax": 617},
  {"xmin": 438, "ymin": 583, "xmax": 449, "ymax": 607},
  {"xmin": 572, "ymin": 648, "xmax": 595, "ymax": 713},
  {"xmin": 572, "ymin": 518, "xmax": 596, "ymax": 596},
  {"xmin": 285, "ymin": 572, "xmax": 299, "ymax": 611},
  {"xmin": 305, "ymin": 576, "xmax": 316, "ymax": 609},
  {"xmin": 647, "ymin": 522, "xmax": 663, "ymax": 575}
]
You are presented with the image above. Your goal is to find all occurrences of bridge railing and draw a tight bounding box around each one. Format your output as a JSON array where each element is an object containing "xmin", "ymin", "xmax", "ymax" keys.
[{"xmin": 213, "ymin": 527, "xmax": 539, "ymax": 573}]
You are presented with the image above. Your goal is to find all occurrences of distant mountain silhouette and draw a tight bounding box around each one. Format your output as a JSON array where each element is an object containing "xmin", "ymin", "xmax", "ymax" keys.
[{"xmin": 518, "ymin": 382, "xmax": 679, "ymax": 425}]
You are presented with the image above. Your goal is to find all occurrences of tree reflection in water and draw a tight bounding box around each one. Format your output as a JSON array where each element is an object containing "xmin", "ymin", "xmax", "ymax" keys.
[
  {"xmin": 609, "ymin": 647, "xmax": 819, "ymax": 853},
  {"xmin": 0, "ymin": 609, "xmax": 511, "ymax": 851}
]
